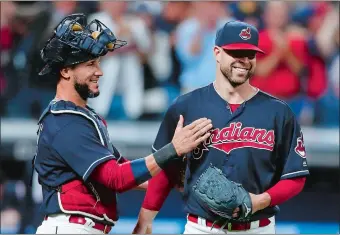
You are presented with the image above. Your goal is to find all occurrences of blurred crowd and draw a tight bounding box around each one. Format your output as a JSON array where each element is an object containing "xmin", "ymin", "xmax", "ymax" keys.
[
  {"xmin": 0, "ymin": 1, "xmax": 339, "ymax": 233},
  {"xmin": 0, "ymin": 1, "xmax": 339, "ymax": 125}
]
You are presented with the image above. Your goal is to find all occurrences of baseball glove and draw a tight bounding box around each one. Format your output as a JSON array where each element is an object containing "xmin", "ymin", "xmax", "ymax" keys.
[{"xmin": 192, "ymin": 165, "xmax": 252, "ymax": 221}]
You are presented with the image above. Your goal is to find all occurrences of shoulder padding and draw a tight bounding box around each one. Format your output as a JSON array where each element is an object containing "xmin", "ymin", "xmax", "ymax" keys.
[{"xmin": 38, "ymin": 100, "xmax": 94, "ymax": 124}]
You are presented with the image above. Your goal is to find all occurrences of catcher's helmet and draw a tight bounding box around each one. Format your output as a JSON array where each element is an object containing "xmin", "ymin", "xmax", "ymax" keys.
[{"xmin": 39, "ymin": 13, "xmax": 127, "ymax": 75}]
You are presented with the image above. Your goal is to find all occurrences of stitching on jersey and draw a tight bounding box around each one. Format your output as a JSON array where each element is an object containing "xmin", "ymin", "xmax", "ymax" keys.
[
  {"xmin": 281, "ymin": 170, "xmax": 309, "ymax": 178},
  {"xmin": 50, "ymin": 110, "xmax": 105, "ymax": 145},
  {"xmin": 152, "ymin": 145, "xmax": 158, "ymax": 152},
  {"xmin": 57, "ymin": 192, "xmax": 117, "ymax": 224},
  {"xmin": 83, "ymin": 155, "xmax": 114, "ymax": 180}
]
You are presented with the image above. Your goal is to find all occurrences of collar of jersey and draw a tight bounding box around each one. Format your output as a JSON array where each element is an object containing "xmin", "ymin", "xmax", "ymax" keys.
[{"xmin": 210, "ymin": 82, "xmax": 260, "ymax": 107}]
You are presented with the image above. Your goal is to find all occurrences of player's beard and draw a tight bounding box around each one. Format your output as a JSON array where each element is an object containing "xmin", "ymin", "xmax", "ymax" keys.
[
  {"xmin": 74, "ymin": 75, "xmax": 100, "ymax": 101},
  {"xmin": 220, "ymin": 62, "xmax": 254, "ymax": 87}
]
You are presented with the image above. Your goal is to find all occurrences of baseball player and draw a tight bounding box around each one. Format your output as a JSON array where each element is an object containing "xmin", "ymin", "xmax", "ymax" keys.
[
  {"xmin": 133, "ymin": 21, "xmax": 309, "ymax": 234},
  {"xmin": 32, "ymin": 13, "xmax": 213, "ymax": 234}
]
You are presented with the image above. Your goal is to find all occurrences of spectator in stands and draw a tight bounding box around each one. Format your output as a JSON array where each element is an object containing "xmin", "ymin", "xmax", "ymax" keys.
[
  {"xmin": 133, "ymin": 2, "xmax": 190, "ymax": 118},
  {"xmin": 29, "ymin": 2, "xmax": 79, "ymax": 87},
  {"xmin": 175, "ymin": 2, "xmax": 233, "ymax": 93},
  {"xmin": 147, "ymin": 2, "xmax": 189, "ymax": 86},
  {"xmin": 6, "ymin": 2, "xmax": 79, "ymax": 119},
  {"xmin": 0, "ymin": 1, "xmax": 17, "ymax": 116},
  {"xmin": 127, "ymin": 2, "xmax": 169, "ymax": 119},
  {"xmin": 87, "ymin": 2, "xmax": 152, "ymax": 120},
  {"xmin": 288, "ymin": 2, "xmax": 332, "ymax": 125},
  {"xmin": 76, "ymin": 1, "xmax": 99, "ymax": 16},
  {"xmin": 312, "ymin": 4, "xmax": 339, "ymax": 126},
  {"xmin": 250, "ymin": 1, "xmax": 327, "ymax": 120},
  {"xmin": 228, "ymin": 1, "xmax": 264, "ymax": 30},
  {"xmin": 0, "ymin": 171, "xmax": 21, "ymax": 234}
]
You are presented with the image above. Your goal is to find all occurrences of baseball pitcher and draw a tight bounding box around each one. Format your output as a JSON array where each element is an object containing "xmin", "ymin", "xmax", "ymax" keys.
[{"xmin": 133, "ymin": 21, "xmax": 309, "ymax": 234}]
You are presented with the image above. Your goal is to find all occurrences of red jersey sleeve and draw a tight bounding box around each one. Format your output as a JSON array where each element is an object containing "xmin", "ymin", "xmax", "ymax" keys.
[
  {"xmin": 91, "ymin": 159, "xmax": 136, "ymax": 193},
  {"xmin": 266, "ymin": 177, "xmax": 306, "ymax": 206},
  {"xmin": 91, "ymin": 157, "xmax": 156, "ymax": 193},
  {"xmin": 142, "ymin": 160, "xmax": 185, "ymax": 211},
  {"xmin": 142, "ymin": 170, "xmax": 173, "ymax": 211}
]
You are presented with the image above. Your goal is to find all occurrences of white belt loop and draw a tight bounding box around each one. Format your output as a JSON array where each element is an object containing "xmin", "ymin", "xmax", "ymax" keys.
[
  {"xmin": 197, "ymin": 216, "xmax": 206, "ymax": 226},
  {"xmin": 250, "ymin": 220, "xmax": 260, "ymax": 229},
  {"xmin": 84, "ymin": 217, "xmax": 95, "ymax": 227}
]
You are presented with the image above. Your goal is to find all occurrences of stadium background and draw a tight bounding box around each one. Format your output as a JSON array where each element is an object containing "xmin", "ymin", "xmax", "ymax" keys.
[{"xmin": 0, "ymin": 1, "xmax": 339, "ymax": 234}]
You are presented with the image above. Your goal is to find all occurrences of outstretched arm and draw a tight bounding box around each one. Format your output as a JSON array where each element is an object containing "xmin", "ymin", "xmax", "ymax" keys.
[
  {"xmin": 133, "ymin": 208, "xmax": 159, "ymax": 234},
  {"xmin": 132, "ymin": 99, "xmax": 192, "ymax": 233},
  {"xmin": 132, "ymin": 160, "xmax": 181, "ymax": 233},
  {"xmin": 91, "ymin": 116, "xmax": 212, "ymax": 193}
]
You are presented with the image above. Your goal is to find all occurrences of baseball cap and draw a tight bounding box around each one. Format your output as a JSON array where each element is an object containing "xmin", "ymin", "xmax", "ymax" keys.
[{"xmin": 215, "ymin": 20, "xmax": 264, "ymax": 53}]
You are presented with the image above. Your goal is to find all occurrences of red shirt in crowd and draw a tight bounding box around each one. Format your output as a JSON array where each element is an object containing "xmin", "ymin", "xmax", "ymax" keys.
[
  {"xmin": 251, "ymin": 30, "xmax": 326, "ymax": 99},
  {"xmin": 0, "ymin": 26, "xmax": 13, "ymax": 94}
]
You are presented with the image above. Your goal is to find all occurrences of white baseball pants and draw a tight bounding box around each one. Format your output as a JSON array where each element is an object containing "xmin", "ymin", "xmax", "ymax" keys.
[
  {"xmin": 183, "ymin": 215, "xmax": 276, "ymax": 234},
  {"xmin": 35, "ymin": 214, "xmax": 105, "ymax": 234}
]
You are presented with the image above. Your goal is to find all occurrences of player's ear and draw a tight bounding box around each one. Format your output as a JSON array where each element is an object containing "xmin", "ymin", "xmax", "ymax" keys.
[
  {"xmin": 214, "ymin": 46, "xmax": 221, "ymax": 63},
  {"xmin": 60, "ymin": 67, "xmax": 71, "ymax": 80}
]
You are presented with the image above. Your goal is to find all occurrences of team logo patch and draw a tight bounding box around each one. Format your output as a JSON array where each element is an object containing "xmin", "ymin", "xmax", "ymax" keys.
[
  {"xmin": 294, "ymin": 131, "xmax": 306, "ymax": 158},
  {"xmin": 193, "ymin": 122, "xmax": 275, "ymax": 159},
  {"xmin": 239, "ymin": 27, "xmax": 251, "ymax": 40}
]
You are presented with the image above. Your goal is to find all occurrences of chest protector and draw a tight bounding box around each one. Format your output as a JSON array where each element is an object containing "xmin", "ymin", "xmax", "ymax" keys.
[
  {"xmin": 39, "ymin": 100, "xmax": 120, "ymax": 156},
  {"xmin": 33, "ymin": 100, "xmax": 120, "ymax": 224}
]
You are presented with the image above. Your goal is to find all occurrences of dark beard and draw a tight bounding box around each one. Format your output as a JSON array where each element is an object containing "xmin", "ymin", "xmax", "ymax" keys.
[
  {"xmin": 220, "ymin": 65, "xmax": 253, "ymax": 88},
  {"xmin": 74, "ymin": 79, "xmax": 99, "ymax": 101}
]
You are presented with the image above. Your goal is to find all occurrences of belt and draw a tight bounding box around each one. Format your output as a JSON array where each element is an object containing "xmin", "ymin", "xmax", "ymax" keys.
[
  {"xmin": 187, "ymin": 214, "xmax": 271, "ymax": 231},
  {"xmin": 44, "ymin": 215, "xmax": 112, "ymax": 234}
]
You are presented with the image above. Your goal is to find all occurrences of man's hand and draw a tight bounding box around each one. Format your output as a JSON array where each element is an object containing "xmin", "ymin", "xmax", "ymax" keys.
[
  {"xmin": 132, "ymin": 208, "xmax": 158, "ymax": 234},
  {"xmin": 172, "ymin": 115, "xmax": 212, "ymax": 156},
  {"xmin": 229, "ymin": 192, "xmax": 271, "ymax": 218},
  {"xmin": 231, "ymin": 207, "xmax": 240, "ymax": 218},
  {"xmin": 249, "ymin": 192, "xmax": 272, "ymax": 214}
]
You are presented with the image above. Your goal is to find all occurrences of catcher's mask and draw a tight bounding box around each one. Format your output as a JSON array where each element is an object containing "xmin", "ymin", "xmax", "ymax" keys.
[{"xmin": 39, "ymin": 13, "xmax": 127, "ymax": 76}]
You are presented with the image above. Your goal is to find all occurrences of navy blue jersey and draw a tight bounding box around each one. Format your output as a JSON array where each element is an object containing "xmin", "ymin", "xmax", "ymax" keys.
[
  {"xmin": 152, "ymin": 83, "xmax": 309, "ymax": 222},
  {"xmin": 33, "ymin": 100, "xmax": 120, "ymax": 219}
]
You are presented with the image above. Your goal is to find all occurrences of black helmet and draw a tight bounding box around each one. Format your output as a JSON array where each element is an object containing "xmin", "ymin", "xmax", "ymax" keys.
[{"xmin": 39, "ymin": 13, "xmax": 127, "ymax": 75}]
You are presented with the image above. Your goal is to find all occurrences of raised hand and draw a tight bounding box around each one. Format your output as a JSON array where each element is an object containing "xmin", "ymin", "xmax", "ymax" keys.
[{"xmin": 172, "ymin": 115, "xmax": 212, "ymax": 156}]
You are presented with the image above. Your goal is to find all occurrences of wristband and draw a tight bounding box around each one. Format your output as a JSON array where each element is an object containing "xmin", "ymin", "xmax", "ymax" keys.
[{"xmin": 153, "ymin": 143, "xmax": 179, "ymax": 169}]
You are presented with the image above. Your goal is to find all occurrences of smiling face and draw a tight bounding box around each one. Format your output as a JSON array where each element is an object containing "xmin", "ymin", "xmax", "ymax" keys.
[
  {"xmin": 214, "ymin": 47, "xmax": 257, "ymax": 87},
  {"xmin": 61, "ymin": 58, "xmax": 103, "ymax": 100}
]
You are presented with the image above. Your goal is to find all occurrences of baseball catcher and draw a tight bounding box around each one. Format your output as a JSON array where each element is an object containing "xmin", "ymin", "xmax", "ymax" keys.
[{"xmin": 32, "ymin": 13, "xmax": 213, "ymax": 234}]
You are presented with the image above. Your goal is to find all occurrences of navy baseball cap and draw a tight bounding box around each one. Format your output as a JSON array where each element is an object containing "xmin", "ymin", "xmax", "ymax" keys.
[{"xmin": 215, "ymin": 20, "xmax": 264, "ymax": 53}]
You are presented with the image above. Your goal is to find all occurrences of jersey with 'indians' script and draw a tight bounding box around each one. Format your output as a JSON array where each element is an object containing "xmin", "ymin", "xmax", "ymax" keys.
[{"xmin": 151, "ymin": 83, "xmax": 309, "ymax": 222}]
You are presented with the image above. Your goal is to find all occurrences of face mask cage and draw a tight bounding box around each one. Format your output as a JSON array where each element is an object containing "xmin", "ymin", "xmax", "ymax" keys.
[
  {"xmin": 54, "ymin": 13, "xmax": 127, "ymax": 57},
  {"xmin": 38, "ymin": 13, "xmax": 128, "ymax": 75}
]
